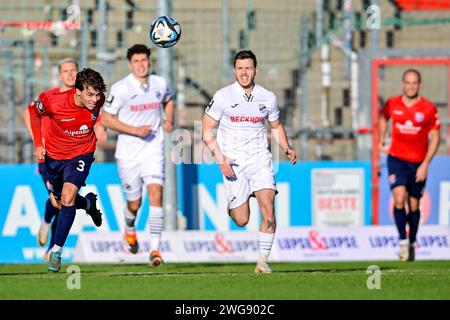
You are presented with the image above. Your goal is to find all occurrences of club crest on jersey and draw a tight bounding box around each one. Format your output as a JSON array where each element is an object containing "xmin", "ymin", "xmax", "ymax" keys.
[
  {"xmin": 155, "ymin": 91, "xmax": 162, "ymax": 100},
  {"xmin": 259, "ymin": 104, "xmax": 267, "ymax": 113},
  {"xmin": 388, "ymin": 174, "xmax": 396, "ymax": 184},
  {"xmin": 415, "ymin": 112, "xmax": 424, "ymax": 123},
  {"xmin": 34, "ymin": 100, "xmax": 44, "ymax": 114}
]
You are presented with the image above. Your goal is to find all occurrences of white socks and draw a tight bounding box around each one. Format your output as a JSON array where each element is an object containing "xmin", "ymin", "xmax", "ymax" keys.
[
  {"xmin": 149, "ymin": 206, "xmax": 164, "ymax": 251},
  {"xmin": 258, "ymin": 231, "xmax": 275, "ymax": 262},
  {"xmin": 124, "ymin": 206, "xmax": 137, "ymax": 228},
  {"xmin": 51, "ymin": 245, "xmax": 62, "ymax": 253}
]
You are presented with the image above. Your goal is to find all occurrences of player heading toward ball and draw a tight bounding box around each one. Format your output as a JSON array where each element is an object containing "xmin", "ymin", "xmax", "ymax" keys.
[{"xmin": 29, "ymin": 67, "xmax": 107, "ymax": 272}]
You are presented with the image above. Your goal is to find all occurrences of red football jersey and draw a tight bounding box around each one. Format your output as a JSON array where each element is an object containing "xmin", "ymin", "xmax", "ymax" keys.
[
  {"xmin": 29, "ymin": 88, "xmax": 105, "ymax": 160},
  {"xmin": 381, "ymin": 95, "xmax": 440, "ymax": 162}
]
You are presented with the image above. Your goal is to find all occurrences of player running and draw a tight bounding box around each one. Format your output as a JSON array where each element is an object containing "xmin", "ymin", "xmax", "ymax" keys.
[
  {"xmin": 29, "ymin": 67, "xmax": 107, "ymax": 272},
  {"xmin": 23, "ymin": 58, "xmax": 107, "ymax": 261},
  {"xmin": 202, "ymin": 50, "xmax": 297, "ymax": 273},
  {"xmin": 101, "ymin": 44, "xmax": 174, "ymax": 266},
  {"xmin": 379, "ymin": 69, "xmax": 440, "ymax": 262}
]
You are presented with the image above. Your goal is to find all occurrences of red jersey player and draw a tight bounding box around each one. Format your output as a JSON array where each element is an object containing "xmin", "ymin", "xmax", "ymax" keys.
[
  {"xmin": 28, "ymin": 67, "xmax": 107, "ymax": 272},
  {"xmin": 379, "ymin": 69, "xmax": 440, "ymax": 262},
  {"xmin": 23, "ymin": 58, "xmax": 107, "ymax": 262}
]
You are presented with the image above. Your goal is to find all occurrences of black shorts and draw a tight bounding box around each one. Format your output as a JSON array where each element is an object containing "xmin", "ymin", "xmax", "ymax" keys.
[
  {"xmin": 45, "ymin": 153, "xmax": 95, "ymax": 200},
  {"xmin": 387, "ymin": 155, "xmax": 426, "ymax": 199}
]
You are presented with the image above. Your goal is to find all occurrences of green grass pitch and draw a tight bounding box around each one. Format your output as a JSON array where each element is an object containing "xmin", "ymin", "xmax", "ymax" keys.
[{"xmin": 0, "ymin": 261, "xmax": 449, "ymax": 299}]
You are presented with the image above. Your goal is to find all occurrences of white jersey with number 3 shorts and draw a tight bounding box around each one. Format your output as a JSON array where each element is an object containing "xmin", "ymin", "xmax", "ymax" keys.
[
  {"xmin": 205, "ymin": 82, "xmax": 279, "ymax": 209},
  {"xmin": 103, "ymin": 74, "xmax": 171, "ymax": 200}
]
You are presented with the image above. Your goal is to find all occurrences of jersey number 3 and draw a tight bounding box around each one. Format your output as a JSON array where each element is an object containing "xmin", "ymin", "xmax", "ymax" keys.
[{"xmin": 77, "ymin": 160, "xmax": 85, "ymax": 172}]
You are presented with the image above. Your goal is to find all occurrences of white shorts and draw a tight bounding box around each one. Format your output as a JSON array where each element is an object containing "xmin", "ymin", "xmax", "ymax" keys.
[
  {"xmin": 117, "ymin": 155, "xmax": 165, "ymax": 201},
  {"xmin": 223, "ymin": 153, "xmax": 276, "ymax": 210}
]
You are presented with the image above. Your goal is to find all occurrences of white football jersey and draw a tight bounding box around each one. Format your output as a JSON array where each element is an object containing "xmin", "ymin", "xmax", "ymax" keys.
[
  {"xmin": 205, "ymin": 81, "xmax": 280, "ymax": 160},
  {"xmin": 103, "ymin": 73, "xmax": 172, "ymax": 160}
]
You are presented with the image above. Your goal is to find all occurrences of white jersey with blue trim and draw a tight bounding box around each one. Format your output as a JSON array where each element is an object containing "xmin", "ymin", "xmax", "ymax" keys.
[
  {"xmin": 103, "ymin": 73, "xmax": 172, "ymax": 160},
  {"xmin": 205, "ymin": 81, "xmax": 280, "ymax": 161}
]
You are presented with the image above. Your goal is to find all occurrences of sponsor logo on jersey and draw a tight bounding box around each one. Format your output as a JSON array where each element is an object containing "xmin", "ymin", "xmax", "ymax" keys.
[
  {"xmin": 61, "ymin": 118, "xmax": 76, "ymax": 122},
  {"xmin": 64, "ymin": 124, "xmax": 91, "ymax": 137},
  {"xmin": 395, "ymin": 120, "xmax": 421, "ymax": 135},
  {"xmin": 415, "ymin": 112, "xmax": 424, "ymax": 123},
  {"xmin": 230, "ymin": 103, "xmax": 239, "ymax": 108},
  {"xmin": 130, "ymin": 102, "xmax": 160, "ymax": 112},
  {"xmin": 130, "ymin": 94, "xmax": 137, "ymax": 99},
  {"xmin": 393, "ymin": 109, "xmax": 404, "ymax": 115},
  {"xmin": 230, "ymin": 115, "xmax": 265, "ymax": 123}
]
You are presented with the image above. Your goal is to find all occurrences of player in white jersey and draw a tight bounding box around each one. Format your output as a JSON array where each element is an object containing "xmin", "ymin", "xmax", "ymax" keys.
[
  {"xmin": 202, "ymin": 50, "xmax": 297, "ymax": 273},
  {"xmin": 101, "ymin": 44, "xmax": 174, "ymax": 266}
]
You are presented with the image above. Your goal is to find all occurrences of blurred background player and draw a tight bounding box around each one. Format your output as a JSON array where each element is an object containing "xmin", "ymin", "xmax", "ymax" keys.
[
  {"xmin": 29, "ymin": 67, "xmax": 107, "ymax": 272},
  {"xmin": 379, "ymin": 69, "xmax": 440, "ymax": 262},
  {"xmin": 202, "ymin": 50, "xmax": 297, "ymax": 273},
  {"xmin": 101, "ymin": 44, "xmax": 174, "ymax": 267}
]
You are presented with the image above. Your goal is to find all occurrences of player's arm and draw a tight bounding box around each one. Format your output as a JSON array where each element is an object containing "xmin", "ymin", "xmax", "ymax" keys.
[
  {"xmin": 269, "ymin": 120, "xmax": 297, "ymax": 164},
  {"xmin": 101, "ymin": 111, "xmax": 151, "ymax": 138},
  {"xmin": 379, "ymin": 99, "xmax": 391, "ymax": 154},
  {"xmin": 202, "ymin": 113, "xmax": 236, "ymax": 178},
  {"xmin": 416, "ymin": 129, "xmax": 440, "ymax": 182},
  {"xmin": 28, "ymin": 99, "xmax": 46, "ymax": 160},
  {"xmin": 22, "ymin": 106, "xmax": 33, "ymax": 139},
  {"xmin": 378, "ymin": 115, "xmax": 389, "ymax": 154},
  {"xmin": 93, "ymin": 113, "xmax": 108, "ymax": 145},
  {"xmin": 162, "ymin": 98, "xmax": 175, "ymax": 133}
]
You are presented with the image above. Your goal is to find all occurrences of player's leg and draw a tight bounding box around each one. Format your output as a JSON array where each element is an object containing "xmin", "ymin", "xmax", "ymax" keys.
[
  {"xmin": 47, "ymin": 153, "xmax": 98, "ymax": 272},
  {"xmin": 405, "ymin": 169, "xmax": 425, "ymax": 262},
  {"xmin": 224, "ymin": 158, "xmax": 252, "ymax": 227},
  {"xmin": 141, "ymin": 150, "xmax": 166, "ymax": 266},
  {"xmin": 254, "ymin": 189, "xmax": 276, "ymax": 274},
  {"xmin": 407, "ymin": 196, "xmax": 420, "ymax": 261},
  {"xmin": 392, "ymin": 186, "xmax": 409, "ymax": 261},
  {"xmin": 387, "ymin": 155, "xmax": 410, "ymax": 261},
  {"xmin": 229, "ymin": 202, "xmax": 251, "ymax": 227},
  {"xmin": 117, "ymin": 159, "xmax": 143, "ymax": 254},
  {"xmin": 45, "ymin": 212, "xmax": 59, "ymax": 262},
  {"xmin": 56, "ymin": 153, "xmax": 102, "ymax": 226},
  {"xmin": 37, "ymin": 198, "xmax": 59, "ymax": 247},
  {"xmin": 48, "ymin": 181, "xmax": 79, "ymax": 272},
  {"xmin": 250, "ymin": 152, "xmax": 278, "ymax": 273},
  {"xmin": 37, "ymin": 163, "xmax": 60, "ymax": 247},
  {"xmin": 146, "ymin": 183, "xmax": 164, "ymax": 266}
]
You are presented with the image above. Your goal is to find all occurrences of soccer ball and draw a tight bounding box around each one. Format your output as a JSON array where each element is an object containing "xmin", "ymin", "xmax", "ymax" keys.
[{"xmin": 149, "ymin": 16, "xmax": 181, "ymax": 48}]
